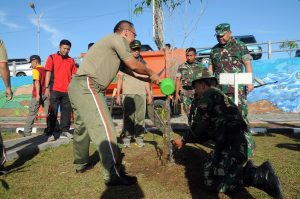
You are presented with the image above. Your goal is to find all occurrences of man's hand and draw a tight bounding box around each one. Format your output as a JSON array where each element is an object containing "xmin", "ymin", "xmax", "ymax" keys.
[
  {"xmin": 45, "ymin": 88, "xmax": 50, "ymax": 97},
  {"xmin": 150, "ymin": 73, "xmax": 160, "ymax": 85},
  {"xmin": 175, "ymin": 94, "xmax": 181, "ymax": 104},
  {"xmin": 172, "ymin": 138, "xmax": 184, "ymax": 149},
  {"xmin": 147, "ymin": 95, "xmax": 153, "ymax": 104},
  {"xmin": 6, "ymin": 88, "xmax": 13, "ymax": 101},
  {"xmin": 36, "ymin": 94, "xmax": 40, "ymax": 102},
  {"xmin": 247, "ymin": 84, "xmax": 254, "ymax": 92},
  {"xmin": 116, "ymin": 95, "xmax": 121, "ymax": 106}
]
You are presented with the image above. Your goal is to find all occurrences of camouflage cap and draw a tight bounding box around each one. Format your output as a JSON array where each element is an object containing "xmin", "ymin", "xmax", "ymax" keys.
[
  {"xmin": 192, "ymin": 68, "xmax": 217, "ymax": 86},
  {"xmin": 130, "ymin": 40, "xmax": 141, "ymax": 49},
  {"xmin": 215, "ymin": 23, "xmax": 230, "ymax": 36}
]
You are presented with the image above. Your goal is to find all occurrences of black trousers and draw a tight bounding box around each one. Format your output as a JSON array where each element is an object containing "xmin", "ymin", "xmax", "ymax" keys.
[{"xmin": 47, "ymin": 90, "xmax": 72, "ymax": 134}]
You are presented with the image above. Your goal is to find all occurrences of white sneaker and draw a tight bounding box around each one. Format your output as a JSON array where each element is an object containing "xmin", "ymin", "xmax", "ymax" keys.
[
  {"xmin": 60, "ymin": 132, "xmax": 73, "ymax": 139},
  {"xmin": 47, "ymin": 135, "xmax": 55, "ymax": 142}
]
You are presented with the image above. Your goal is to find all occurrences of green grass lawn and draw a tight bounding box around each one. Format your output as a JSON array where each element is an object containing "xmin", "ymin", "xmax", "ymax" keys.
[
  {"xmin": 0, "ymin": 132, "xmax": 299, "ymax": 199},
  {"xmin": 1, "ymin": 132, "xmax": 25, "ymax": 140}
]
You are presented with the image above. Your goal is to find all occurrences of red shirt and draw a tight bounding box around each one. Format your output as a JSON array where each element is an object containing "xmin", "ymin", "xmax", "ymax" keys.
[{"xmin": 45, "ymin": 52, "xmax": 77, "ymax": 93}]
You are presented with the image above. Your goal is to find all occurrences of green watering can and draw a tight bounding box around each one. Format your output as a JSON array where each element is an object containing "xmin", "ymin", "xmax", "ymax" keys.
[{"xmin": 159, "ymin": 78, "xmax": 175, "ymax": 96}]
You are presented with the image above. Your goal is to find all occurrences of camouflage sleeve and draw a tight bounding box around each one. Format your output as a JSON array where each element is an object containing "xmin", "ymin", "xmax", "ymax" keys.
[
  {"xmin": 184, "ymin": 97, "xmax": 210, "ymax": 143},
  {"xmin": 240, "ymin": 42, "xmax": 253, "ymax": 62},
  {"xmin": 176, "ymin": 64, "xmax": 182, "ymax": 78}
]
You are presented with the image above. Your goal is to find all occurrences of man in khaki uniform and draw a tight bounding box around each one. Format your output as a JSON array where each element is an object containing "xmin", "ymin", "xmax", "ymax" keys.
[
  {"xmin": 116, "ymin": 40, "xmax": 152, "ymax": 148},
  {"xmin": 0, "ymin": 40, "xmax": 13, "ymax": 174},
  {"xmin": 68, "ymin": 20, "xmax": 159, "ymax": 186}
]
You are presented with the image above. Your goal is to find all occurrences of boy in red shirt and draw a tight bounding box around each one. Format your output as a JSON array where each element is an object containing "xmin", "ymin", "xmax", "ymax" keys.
[{"xmin": 19, "ymin": 55, "xmax": 49, "ymax": 137}]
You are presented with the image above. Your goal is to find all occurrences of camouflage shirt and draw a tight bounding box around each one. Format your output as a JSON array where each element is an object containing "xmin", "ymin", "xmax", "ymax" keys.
[
  {"xmin": 209, "ymin": 38, "xmax": 252, "ymax": 94},
  {"xmin": 210, "ymin": 38, "xmax": 252, "ymax": 76},
  {"xmin": 176, "ymin": 61, "xmax": 203, "ymax": 87},
  {"xmin": 185, "ymin": 87, "xmax": 248, "ymax": 144}
]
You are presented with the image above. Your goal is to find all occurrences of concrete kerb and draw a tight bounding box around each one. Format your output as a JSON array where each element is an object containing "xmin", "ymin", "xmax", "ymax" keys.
[{"xmin": 4, "ymin": 134, "xmax": 72, "ymax": 162}]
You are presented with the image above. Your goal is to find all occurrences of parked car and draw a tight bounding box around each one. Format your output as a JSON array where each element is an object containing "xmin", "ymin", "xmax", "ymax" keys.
[
  {"xmin": 295, "ymin": 49, "xmax": 300, "ymax": 57},
  {"xmin": 197, "ymin": 35, "xmax": 262, "ymax": 62},
  {"xmin": 8, "ymin": 58, "xmax": 32, "ymax": 76}
]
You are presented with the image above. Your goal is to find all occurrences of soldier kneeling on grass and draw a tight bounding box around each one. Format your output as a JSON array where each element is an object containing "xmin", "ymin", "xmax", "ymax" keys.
[{"xmin": 172, "ymin": 69, "xmax": 283, "ymax": 199}]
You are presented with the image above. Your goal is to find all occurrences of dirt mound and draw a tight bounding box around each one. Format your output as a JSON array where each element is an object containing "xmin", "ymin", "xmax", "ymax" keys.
[{"xmin": 248, "ymin": 100, "xmax": 282, "ymax": 114}]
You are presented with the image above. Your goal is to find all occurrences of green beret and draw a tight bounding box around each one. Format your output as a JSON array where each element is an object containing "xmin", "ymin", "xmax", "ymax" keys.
[{"xmin": 215, "ymin": 23, "xmax": 231, "ymax": 36}]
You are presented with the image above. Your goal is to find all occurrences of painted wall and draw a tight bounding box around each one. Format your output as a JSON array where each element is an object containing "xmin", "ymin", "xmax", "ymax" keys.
[
  {"xmin": 0, "ymin": 57, "xmax": 299, "ymax": 116},
  {"xmin": 249, "ymin": 57, "xmax": 300, "ymax": 113}
]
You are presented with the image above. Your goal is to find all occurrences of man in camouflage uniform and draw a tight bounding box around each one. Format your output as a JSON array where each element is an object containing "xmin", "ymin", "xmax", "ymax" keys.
[
  {"xmin": 173, "ymin": 70, "xmax": 283, "ymax": 199},
  {"xmin": 175, "ymin": 47, "xmax": 203, "ymax": 116},
  {"xmin": 208, "ymin": 23, "xmax": 254, "ymax": 120}
]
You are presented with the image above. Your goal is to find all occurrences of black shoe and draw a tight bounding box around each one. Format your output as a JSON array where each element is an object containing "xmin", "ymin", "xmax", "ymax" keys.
[
  {"xmin": 105, "ymin": 174, "xmax": 137, "ymax": 186},
  {"xmin": 75, "ymin": 163, "xmax": 94, "ymax": 174},
  {"xmin": 244, "ymin": 160, "xmax": 283, "ymax": 199},
  {"xmin": 0, "ymin": 165, "xmax": 7, "ymax": 176},
  {"xmin": 18, "ymin": 130, "xmax": 31, "ymax": 137}
]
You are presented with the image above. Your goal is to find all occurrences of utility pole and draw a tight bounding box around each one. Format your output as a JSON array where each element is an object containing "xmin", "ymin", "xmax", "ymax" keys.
[
  {"xmin": 29, "ymin": 2, "xmax": 41, "ymax": 56},
  {"xmin": 128, "ymin": 0, "xmax": 132, "ymax": 22}
]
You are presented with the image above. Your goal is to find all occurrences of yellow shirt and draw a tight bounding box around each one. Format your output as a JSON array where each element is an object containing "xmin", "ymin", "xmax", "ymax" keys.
[{"xmin": 32, "ymin": 65, "xmax": 44, "ymax": 80}]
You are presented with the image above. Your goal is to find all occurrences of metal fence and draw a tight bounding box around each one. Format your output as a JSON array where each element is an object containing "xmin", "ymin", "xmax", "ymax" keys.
[{"xmin": 196, "ymin": 39, "xmax": 300, "ymax": 60}]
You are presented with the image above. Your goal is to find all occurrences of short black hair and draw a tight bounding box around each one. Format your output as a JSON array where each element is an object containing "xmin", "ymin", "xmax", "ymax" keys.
[
  {"xmin": 186, "ymin": 47, "xmax": 196, "ymax": 54},
  {"xmin": 60, "ymin": 39, "xmax": 72, "ymax": 47},
  {"xmin": 113, "ymin": 20, "xmax": 134, "ymax": 33},
  {"xmin": 165, "ymin": 43, "xmax": 171, "ymax": 48},
  {"xmin": 88, "ymin": 42, "xmax": 94, "ymax": 50}
]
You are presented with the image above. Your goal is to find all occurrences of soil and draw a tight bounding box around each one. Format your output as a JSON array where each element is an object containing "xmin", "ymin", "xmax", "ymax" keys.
[{"xmin": 248, "ymin": 100, "xmax": 283, "ymax": 114}]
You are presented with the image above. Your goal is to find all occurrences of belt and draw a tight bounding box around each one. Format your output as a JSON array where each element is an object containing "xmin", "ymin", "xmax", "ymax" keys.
[{"xmin": 182, "ymin": 86, "xmax": 193, "ymax": 90}]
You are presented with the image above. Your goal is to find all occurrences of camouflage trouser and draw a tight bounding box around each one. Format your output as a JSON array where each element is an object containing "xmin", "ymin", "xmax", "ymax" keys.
[
  {"xmin": 228, "ymin": 94, "xmax": 248, "ymax": 120},
  {"xmin": 203, "ymin": 130, "xmax": 255, "ymax": 193},
  {"xmin": 180, "ymin": 89, "xmax": 194, "ymax": 116}
]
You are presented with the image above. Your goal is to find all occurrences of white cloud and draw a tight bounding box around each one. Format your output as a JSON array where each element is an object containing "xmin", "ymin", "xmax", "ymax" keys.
[
  {"xmin": 0, "ymin": 10, "xmax": 22, "ymax": 30},
  {"xmin": 30, "ymin": 16, "xmax": 63, "ymax": 47}
]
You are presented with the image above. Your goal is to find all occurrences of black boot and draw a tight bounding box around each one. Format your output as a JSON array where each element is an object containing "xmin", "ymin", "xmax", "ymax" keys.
[
  {"xmin": 105, "ymin": 174, "xmax": 137, "ymax": 186},
  {"xmin": 243, "ymin": 160, "xmax": 283, "ymax": 199}
]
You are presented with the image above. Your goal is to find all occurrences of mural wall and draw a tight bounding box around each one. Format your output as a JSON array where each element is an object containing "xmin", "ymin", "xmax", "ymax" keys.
[
  {"xmin": 248, "ymin": 57, "xmax": 300, "ymax": 113},
  {"xmin": 0, "ymin": 57, "xmax": 299, "ymax": 116}
]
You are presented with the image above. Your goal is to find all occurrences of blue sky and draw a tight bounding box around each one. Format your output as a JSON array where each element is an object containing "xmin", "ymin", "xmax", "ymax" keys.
[{"xmin": 0, "ymin": 0, "xmax": 299, "ymax": 61}]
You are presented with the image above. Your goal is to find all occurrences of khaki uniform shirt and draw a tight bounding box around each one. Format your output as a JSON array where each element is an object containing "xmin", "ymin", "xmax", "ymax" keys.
[
  {"xmin": 119, "ymin": 55, "xmax": 147, "ymax": 95},
  {"xmin": 76, "ymin": 33, "xmax": 133, "ymax": 88},
  {"xmin": 0, "ymin": 40, "xmax": 8, "ymax": 62},
  {"xmin": 119, "ymin": 71, "xmax": 147, "ymax": 95}
]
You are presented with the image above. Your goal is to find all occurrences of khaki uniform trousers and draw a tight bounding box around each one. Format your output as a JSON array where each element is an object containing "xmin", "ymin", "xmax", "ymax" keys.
[
  {"xmin": 24, "ymin": 94, "xmax": 49, "ymax": 133},
  {"xmin": 68, "ymin": 76, "xmax": 122, "ymax": 181},
  {"xmin": 122, "ymin": 94, "xmax": 146, "ymax": 140}
]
